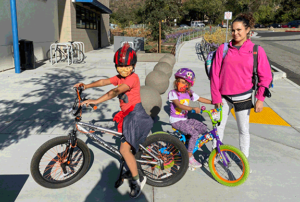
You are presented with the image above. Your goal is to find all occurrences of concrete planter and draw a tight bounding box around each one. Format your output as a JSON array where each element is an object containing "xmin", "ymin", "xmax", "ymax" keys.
[
  {"xmin": 158, "ymin": 55, "xmax": 176, "ymax": 67},
  {"xmin": 145, "ymin": 70, "xmax": 169, "ymax": 94},
  {"xmin": 140, "ymin": 85, "xmax": 162, "ymax": 118},
  {"xmin": 153, "ymin": 62, "xmax": 173, "ymax": 78}
]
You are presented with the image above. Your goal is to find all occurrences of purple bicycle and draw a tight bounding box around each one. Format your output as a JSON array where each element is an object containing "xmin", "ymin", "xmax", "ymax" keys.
[{"xmin": 174, "ymin": 106, "xmax": 250, "ymax": 187}]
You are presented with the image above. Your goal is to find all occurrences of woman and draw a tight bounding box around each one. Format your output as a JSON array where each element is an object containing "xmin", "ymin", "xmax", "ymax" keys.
[{"xmin": 210, "ymin": 13, "xmax": 273, "ymax": 170}]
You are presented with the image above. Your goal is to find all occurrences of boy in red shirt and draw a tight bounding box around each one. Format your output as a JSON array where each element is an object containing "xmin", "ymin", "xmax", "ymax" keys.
[{"xmin": 74, "ymin": 43, "xmax": 153, "ymax": 198}]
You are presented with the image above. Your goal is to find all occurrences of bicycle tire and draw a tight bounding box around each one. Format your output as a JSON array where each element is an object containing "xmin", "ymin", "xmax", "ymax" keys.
[
  {"xmin": 72, "ymin": 49, "xmax": 85, "ymax": 63},
  {"xmin": 135, "ymin": 133, "xmax": 189, "ymax": 187},
  {"xmin": 30, "ymin": 136, "xmax": 91, "ymax": 189},
  {"xmin": 208, "ymin": 144, "xmax": 250, "ymax": 187},
  {"xmin": 46, "ymin": 49, "xmax": 62, "ymax": 63}
]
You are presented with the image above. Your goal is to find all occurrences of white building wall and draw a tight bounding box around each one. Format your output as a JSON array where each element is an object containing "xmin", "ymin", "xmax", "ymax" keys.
[{"xmin": 0, "ymin": 0, "xmax": 59, "ymax": 71}]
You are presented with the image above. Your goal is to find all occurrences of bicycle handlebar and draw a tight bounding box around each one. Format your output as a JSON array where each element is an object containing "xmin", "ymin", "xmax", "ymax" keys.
[
  {"xmin": 191, "ymin": 105, "xmax": 223, "ymax": 126},
  {"xmin": 72, "ymin": 86, "xmax": 97, "ymax": 116}
]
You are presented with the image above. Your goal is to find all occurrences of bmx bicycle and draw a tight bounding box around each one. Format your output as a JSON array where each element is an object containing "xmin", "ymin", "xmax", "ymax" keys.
[
  {"xmin": 173, "ymin": 106, "xmax": 250, "ymax": 187},
  {"xmin": 30, "ymin": 87, "xmax": 189, "ymax": 189},
  {"xmin": 46, "ymin": 41, "xmax": 85, "ymax": 65}
]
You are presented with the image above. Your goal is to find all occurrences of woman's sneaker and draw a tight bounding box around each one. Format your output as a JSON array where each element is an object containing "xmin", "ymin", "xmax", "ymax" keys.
[
  {"xmin": 129, "ymin": 176, "xmax": 147, "ymax": 198},
  {"xmin": 189, "ymin": 156, "xmax": 202, "ymax": 168}
]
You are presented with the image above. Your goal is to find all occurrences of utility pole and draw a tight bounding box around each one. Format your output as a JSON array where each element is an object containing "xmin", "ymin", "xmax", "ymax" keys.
[
  {"xmin": 159, "ymin": 20, "xmax": 161, "ymax": 53},
  {"xmin": 10, "ymin": 0, "xmax": 21, "ymax": 73}
]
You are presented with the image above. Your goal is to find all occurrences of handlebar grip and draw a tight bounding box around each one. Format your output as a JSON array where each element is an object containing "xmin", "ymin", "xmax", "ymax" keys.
[
  {"xmin": 90, "ymin": 104, "xmax": 97, "ymax": 110},
  {"xmin": 191, "ymin": 109, "xmax": 195, "ymax": 113}
]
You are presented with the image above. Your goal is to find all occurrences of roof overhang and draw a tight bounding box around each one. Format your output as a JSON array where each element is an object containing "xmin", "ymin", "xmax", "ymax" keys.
[{"xmin": 73, "ymin": 0, "xmax": 112, "ymax": 14}]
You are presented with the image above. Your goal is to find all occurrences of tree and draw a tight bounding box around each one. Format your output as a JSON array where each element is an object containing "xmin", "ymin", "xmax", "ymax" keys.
[
  {"xmin": 143, "ymin": 0, "xmax": 181, "ymax": 40},
  {"xmin": 274, "ymin": 0, "xmax": 300, "ymax": 23},
  {"xmin": 110, "ymin": 0, "xmax": 145, "ymax": 27}
]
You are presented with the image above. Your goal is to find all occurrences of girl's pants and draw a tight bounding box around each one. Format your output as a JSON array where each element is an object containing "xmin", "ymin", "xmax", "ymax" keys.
[
  {"xmin": 172, "ymin": 119, "xmax": 207, "ymax": 153},
  {"xmin": 213, "ymin": 93, "xmax": 251, "ymax": 158}
]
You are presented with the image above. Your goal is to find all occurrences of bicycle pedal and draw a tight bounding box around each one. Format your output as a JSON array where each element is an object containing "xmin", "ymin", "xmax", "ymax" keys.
[{"xmin": 114, "ymin": 178, "xmax": 124, "ymax": 189}]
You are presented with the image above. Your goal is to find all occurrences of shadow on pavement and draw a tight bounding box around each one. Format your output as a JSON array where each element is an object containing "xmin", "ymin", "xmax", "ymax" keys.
[
  {"xmin": 84, "ymin": 161, "xmax": 149, "ymax": 202},
  {"xmin": 0, "ymin": 68, "xmax": 112, "ymax": 150},
  {"xmin": 0, "ymin": 174, "xmax": 29, "ymax": 202}
]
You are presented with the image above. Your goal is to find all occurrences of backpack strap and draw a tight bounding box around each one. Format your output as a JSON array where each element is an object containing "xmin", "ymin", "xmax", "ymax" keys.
[
  {"xmin": 222, "ymin": 42, "xmax": 229, "ymax": 58},
  {"xmin": 252, "ymin": 45, "xmax": 259, "ymax": 105},
  {"xmin": 252, "ymin": 45, "xmax": 259, "ymax": 90}
]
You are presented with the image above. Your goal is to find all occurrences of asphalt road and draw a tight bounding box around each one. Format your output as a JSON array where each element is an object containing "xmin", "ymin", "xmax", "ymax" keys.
[{"xmin": 252, "ymin": 31, "xmax": 300, "ymax": 85}]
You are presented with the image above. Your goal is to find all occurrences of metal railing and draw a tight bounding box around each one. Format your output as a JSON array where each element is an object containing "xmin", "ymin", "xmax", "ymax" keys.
[{"xmin": 175, "ymin": 27, "xmax": 218, "ymax": 61}]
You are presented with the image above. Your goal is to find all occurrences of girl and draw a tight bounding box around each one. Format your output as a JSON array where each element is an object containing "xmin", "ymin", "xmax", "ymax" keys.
[
  {"xmin": 210, "ymin": 13, "xmax": 273, "ymax": 172},
  {"xmin": 168, "ymin": 68, "xmax": 212, "ymax": 168},
  {"xmin": 74, "ymin": 43, "xmax": 153, "ymax": 198}
]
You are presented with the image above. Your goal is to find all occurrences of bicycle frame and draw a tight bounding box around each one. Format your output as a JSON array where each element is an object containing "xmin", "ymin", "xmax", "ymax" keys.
[
  {"xmin": 74, "ymin": 121, "xmax": 163, "ymax": 166},
  {"xmin": 177, "ymin": 106, "xmax": 231, "ymax": 168}
]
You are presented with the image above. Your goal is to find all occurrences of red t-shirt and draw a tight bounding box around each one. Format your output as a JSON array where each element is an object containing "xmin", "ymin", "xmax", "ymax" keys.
[{"xmin": 110, "ymin": 73, "xmax": 141, "ymax": 112}]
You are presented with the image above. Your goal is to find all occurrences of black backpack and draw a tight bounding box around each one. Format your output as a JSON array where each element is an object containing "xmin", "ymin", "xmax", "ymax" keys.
[{"xmin": 252, "ymin": 45, "xmax": 274, "ymax": 98}]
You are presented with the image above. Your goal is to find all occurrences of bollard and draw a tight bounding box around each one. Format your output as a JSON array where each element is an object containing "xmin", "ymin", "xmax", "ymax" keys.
[{"xmin": 145, "ymin": 70, "xmax": 169, "ymax": 94}]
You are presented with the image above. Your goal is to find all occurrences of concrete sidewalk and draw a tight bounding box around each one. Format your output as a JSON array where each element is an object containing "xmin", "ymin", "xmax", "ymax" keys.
[{"xmin": 1, "ymin": 38, "xmax": 300, "ymax": 202}]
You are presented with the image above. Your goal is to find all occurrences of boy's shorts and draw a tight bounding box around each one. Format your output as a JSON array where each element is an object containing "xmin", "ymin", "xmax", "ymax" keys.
[{"xmin": 122, "ymin": 103, "xmax": 154, "ymax": 154}]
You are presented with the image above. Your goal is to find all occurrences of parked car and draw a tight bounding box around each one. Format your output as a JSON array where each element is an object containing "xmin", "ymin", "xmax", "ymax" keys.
[
  {"xmin": 217, "ymin": 23, "xmax": 227, "ymax": 28},
  {"xmin": 109, "ymin": 23, "xmax": 118, "ymax": 29},
  {"xmin": 268, "ymin": 23, "xmax": 282, "ymax": 28},
  {"xmin": 282, "ymin": 24, "xmax": 289, "ymax": 28},
  {"xmin": 287, "ymin": 20, "xmax": 300, "ymax": 28},
  {"xmin": 191, "ymin": 21, "xmax": 205, "ymax": 27},
  {"xmin": 254, "ymin": 24, "xmax": 266, "ymax": 28},
  {"xmin": 180, "ymin": 24, "xmax": 189, "ymax": 28}
]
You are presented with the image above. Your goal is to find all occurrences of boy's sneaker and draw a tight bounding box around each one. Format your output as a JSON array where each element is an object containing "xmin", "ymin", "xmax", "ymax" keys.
[
  {"xmin": 129, "ymin": 176, "xmax": 147, "ymax": 198},
  {"xmin": 189, "ymin": 156, "xmax": 202, "ymax": 168}
]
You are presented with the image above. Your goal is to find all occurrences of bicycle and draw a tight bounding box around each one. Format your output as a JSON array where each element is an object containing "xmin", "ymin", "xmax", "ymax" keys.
[
  {"xmin": 172, "ymin": 106, "xmax": 250, "ymax": 187},
  {"xmin": 47, "ymin": 41, "xmax": 85, "ymax": 65},
  {"xmin": 30, "ymin": 86, "xmax": 189, "ymax": 189}
]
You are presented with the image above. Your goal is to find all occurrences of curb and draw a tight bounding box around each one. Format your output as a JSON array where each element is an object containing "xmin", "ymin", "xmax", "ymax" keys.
[
  {"xmin": 285, "ymin": 30, "xmax": 300, "ymax": 32},
  {"xmin": 176, "ymin": 41, "xmax": 186, "ymax": 62},
  {"xmin": 283, "ymin": 77, "xmax": 300, "ymax": 89},
  {"xmin": 271, "ymin": 65, "xmax": 287, "ymax": 80}
]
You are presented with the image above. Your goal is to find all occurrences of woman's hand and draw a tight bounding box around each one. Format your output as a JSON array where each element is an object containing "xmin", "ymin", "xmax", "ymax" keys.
[
  {"xmin": 255, "ymin": 100, "xmax": 264, "ymax": 113},
  {"xmin": 73, "ymin": 83, "xmax": 86, "ymax": 90},
  {"xmin": 81, "ymin": 99, "xmax": 98, "ymax": 107},
  {"xmin": 215, "ymin": 103, "xmax": 223, "ymax": 109},
  {"xmin": 192, "ymin": 107, "xmax": 201, "ymax": 114}
]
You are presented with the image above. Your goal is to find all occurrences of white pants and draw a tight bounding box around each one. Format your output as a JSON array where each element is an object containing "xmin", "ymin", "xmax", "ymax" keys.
[{"xmin": 213, "ymin": 93, "xmax": 251, "ymax": 158}]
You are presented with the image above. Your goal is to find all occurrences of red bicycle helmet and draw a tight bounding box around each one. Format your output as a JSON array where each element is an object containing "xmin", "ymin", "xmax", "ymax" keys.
[{"xmin": 114, "ymin": 43, "xmax": 137, "ymax": 66}]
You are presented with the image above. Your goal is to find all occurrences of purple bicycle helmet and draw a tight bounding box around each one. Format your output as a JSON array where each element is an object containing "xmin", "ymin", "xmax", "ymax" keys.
[{"xmin": 174, "ymin": 68, "xmax": 196, "ymax": 86}]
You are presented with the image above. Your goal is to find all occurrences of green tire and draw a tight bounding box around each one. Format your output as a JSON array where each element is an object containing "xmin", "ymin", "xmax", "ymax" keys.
[{"xmin": 208, "ymin": 144, "xmax": 250, "ymax": 187}]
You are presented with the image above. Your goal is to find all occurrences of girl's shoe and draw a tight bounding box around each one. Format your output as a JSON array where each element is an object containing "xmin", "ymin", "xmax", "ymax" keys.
[{"xmin": 189, "ymin": 157, "xmax": 202, "ymax": 168}]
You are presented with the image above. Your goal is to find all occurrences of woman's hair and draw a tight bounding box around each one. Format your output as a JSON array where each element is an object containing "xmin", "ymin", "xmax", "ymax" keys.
[
  {"xmin": 232, "ymin": 12, "xmax": 255, "ymax": 38},
  {"xmin": 173, "ymin": 78, "xmax": 193, "ymax": 97}
]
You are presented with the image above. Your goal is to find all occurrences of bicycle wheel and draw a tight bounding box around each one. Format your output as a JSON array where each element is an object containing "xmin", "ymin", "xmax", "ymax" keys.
[
  {"xmin": 135, "ymin": 132, "xmax": 189, "ymax": 187},
  {"xmin": 30, "ymin": 136, "xmax": 91, "ymax": 189},
  {"xmin": 208, "ymin": 144, "xmax": 250, "ymax": 187},
  {"xmin": 72, "ymin": 49, "xmax": 85, "ymax": 63},
  {"xmin": 46, "ymin": 49, "xmax": 62, "ymax": 63}
]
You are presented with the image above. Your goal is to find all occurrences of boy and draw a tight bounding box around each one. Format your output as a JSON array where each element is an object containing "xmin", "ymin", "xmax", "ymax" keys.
[{"xmin": 74, "ymin": 43, "xmax": 153, "ymax": 198}]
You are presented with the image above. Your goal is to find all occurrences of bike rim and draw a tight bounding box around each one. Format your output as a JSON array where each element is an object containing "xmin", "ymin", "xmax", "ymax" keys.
[
  {"xmin": 38, "ymin": 143, "xmax": 85, "ymax": 183},
  {"xmin": 139, "ymin": 140, "xmax": 183, "ymax": 181},
  {"xmin": 212, "ymin": 149, "xmax": 245, "ymax": 183}
]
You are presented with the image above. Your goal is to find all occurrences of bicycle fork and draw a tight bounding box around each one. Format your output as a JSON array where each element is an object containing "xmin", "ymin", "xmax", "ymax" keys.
[{"xmin": 212, "ymin": 130, "xmax": 231, "ymax": 168}]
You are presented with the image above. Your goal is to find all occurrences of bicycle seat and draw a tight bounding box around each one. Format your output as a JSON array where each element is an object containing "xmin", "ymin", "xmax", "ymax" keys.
[{"xmin": 69, "ymin": 41, "xmax": 75, "ymax": 43}]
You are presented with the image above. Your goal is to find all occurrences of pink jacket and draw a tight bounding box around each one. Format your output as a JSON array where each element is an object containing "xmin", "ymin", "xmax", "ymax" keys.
[{"xmin": 210, "ymin": 39, "xmax": 273, "ymax": 104}]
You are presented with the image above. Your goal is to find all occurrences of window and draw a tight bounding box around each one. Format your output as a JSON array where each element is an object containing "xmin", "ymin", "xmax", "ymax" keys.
[{"xmin": 76, "ymin": 5, "xmax": 97, "ymax": 30}]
